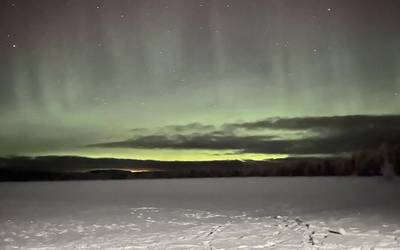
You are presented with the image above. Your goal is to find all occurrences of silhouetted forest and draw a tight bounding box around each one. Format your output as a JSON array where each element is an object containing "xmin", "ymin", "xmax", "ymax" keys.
[{"xmin": 0, "ymin": 144, "xmax": 399, "ymax": 181}]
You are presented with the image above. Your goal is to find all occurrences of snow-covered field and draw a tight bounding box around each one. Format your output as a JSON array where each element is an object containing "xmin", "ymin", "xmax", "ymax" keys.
[{"xmin": 1, "ymin": 177, "xmax": 400, "ymax": 249}]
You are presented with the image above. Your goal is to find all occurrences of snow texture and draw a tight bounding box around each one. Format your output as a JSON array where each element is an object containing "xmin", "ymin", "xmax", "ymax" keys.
[{"xmin": 1, "ymin": 177, "xmax": 400, "ymax": 249}]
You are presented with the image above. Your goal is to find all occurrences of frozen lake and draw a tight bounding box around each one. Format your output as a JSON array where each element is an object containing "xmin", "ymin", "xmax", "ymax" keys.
[{"xmin": 1, "ymin": 177, "xmax": 400, "ymax": 249}]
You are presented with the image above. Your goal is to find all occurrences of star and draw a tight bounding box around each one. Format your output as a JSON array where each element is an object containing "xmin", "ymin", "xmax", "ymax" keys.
[
  {"xmin": 11, "ymin": 44, "xmax": 16, "ymax": 48},
  {"xmin": 283, "ymin": 41, "xmax": 289, "ymax": 48},
  {"xmin": 327, "ymin": 8, "xmax": 332, "ymax": 12}
]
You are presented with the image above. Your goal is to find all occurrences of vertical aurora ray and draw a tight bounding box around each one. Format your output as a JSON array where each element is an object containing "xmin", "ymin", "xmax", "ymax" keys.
[{"xmin": 0, "ymin": 0, "xmax": 399, "ymax": 159}]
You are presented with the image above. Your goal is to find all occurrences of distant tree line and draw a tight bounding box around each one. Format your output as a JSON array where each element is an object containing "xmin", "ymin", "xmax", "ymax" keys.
[{"xmin": 0, "ymin": 144, "xmax": 399, "ymax": 181}]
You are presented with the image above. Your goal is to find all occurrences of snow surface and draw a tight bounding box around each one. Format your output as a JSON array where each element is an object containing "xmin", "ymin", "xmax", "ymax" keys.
[{"xmin": 1, "ymin": 177, "xmax": 400, "ymax": 249}]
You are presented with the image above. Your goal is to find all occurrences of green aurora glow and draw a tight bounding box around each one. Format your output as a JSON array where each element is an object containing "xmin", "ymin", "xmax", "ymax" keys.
[{"xmin": 0, "ymin": 0, "xmax": 399, "ymax": 160}]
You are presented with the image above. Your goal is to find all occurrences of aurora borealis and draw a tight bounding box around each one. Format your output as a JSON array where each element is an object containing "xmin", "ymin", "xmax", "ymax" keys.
[{"xmin": 1, "ymin": 0, "xmax": 400, "ymax": 160}]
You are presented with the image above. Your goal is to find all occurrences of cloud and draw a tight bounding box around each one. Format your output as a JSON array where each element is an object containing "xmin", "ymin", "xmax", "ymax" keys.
[
  {"xmin": 232, "ymin": 115, "xmax": 400, "ymax": 132},
  {"xmin": 88, "ymin": 115, "xmax": 400, "ymax": 155},
  {"xmin": 161, "ymin": 123, "xmax": 216, "ymax": 133}
]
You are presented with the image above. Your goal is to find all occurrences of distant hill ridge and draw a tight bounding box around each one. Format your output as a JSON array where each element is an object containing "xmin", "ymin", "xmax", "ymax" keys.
[{"xmin": 0, "ymin": 144, "xmax": 399, "ymax": 181}]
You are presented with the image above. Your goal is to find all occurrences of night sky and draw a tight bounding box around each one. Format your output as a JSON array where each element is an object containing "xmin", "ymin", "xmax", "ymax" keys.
[{"xmin": 1, "ymin": 0, "xmax": 400, "ymax": 160}]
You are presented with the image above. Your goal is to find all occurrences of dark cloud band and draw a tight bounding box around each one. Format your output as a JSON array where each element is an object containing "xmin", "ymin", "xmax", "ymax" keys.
[{"xmin": 88, "ymin": 115, "xmax": 400, "ymax": 155}]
